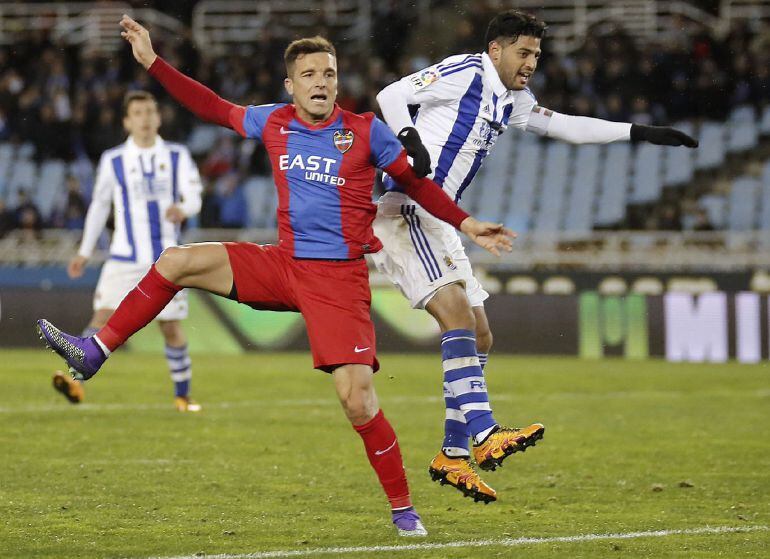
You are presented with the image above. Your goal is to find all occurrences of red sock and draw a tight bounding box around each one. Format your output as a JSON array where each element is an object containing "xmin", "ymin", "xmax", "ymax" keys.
[
  {"xmin": 97, "ymin": 265, "xmax": 181, "ymax": 351},
  {"xmin": 353, "ymin": 409, "xmax": 412, "ymax": 510}
]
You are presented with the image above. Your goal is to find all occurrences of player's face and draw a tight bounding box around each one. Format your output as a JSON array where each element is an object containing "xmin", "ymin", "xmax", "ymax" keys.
[
  {"xmin": 285, "ymin": 52, "xmax": 338, "ymax": 123},
  {"xmin": 123, "ymin": 99, "xmax": 161, "ymax": 143},
  {"xmin": 489, "ymin": 35, "xmax": 542, "ymax": 90}
]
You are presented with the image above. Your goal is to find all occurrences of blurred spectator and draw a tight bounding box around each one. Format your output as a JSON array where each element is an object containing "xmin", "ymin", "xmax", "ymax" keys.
[
  {"xmin": 692, "ymin": 208, "xmax": 716, "ymax": 231},
  {"xmin": 217, "ymin": 173, "xmax": 248, "ymax": 228},
  {"xmin": 86, "ymin": 107, "xmax": 123, "ymax": 160},
  {"xmin": 657, "ymin": 205, "xmax": 682, "ymax": 230},
  {"xmin": 0, "ymin": 199, "xmax": 14, "ymax": 238},
  {"xmin": 202, "ymin": 136, "xmax": 237, "ymax": 179},
  {"xmin": 61, "ymin": 175, "xmax": 87, "ymax": 230},
  {"xmin": 199, "ymin": 180, "xmax": 221, "ymax": 228},
  {"xmin": 14, "ymin": 190, "xmax": 43, "ymax": 241}
]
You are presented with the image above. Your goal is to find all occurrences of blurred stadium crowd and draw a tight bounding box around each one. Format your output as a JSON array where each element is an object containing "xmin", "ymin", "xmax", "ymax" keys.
[{"xmin": 0, "ymin": 1, "xmax": 768, "ymax": 238}]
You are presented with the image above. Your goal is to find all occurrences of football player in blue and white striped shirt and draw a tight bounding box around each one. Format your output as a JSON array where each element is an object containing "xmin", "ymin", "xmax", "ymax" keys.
[
  {"xmin": 374, "ymin": 10, "xmax": 697, "ymax": 502},
  {"xmin": 53, "ymin": 90, "xmax": 203, "ymax": 412}
]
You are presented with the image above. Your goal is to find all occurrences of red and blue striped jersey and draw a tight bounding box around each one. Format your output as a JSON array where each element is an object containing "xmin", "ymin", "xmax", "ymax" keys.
[{"xmin": 237, "ymin": 103, "xmax": 404, "ymax": 260}]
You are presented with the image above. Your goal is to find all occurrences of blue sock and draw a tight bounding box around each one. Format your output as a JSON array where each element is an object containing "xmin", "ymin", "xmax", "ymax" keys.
[
  {"xmin": 441, "ymin": 329, "xmax": 496, "ymax": 442},
  {"xmin": 165, "ymin": 344, "xmax": 192, "ymax": 397},
  {"xmin": 477, "ymin": 352, "xmax": 488, "ymax": 370},
  {"xmin": 442, "ymin": 386, "xmax": 470, "ymax": 457}
]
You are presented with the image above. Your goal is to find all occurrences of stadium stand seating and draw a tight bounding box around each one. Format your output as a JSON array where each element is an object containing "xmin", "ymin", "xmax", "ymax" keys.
[{"xmin": 1, "ymin": 101, "xmax": 769, "ymax": 236}]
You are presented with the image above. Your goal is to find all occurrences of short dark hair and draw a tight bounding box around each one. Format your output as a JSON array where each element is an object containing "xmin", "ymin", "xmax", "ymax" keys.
[
  {"xmin": 284, "ymin": 36, "xmax": 336, "ymax": 76},
  {"xmin": 122, "ymin": 90, "xmax": 157, "ymax": 116},
  {"xmin": 484, "ymin": 10, "xmax": 547, "ymax": 50}
]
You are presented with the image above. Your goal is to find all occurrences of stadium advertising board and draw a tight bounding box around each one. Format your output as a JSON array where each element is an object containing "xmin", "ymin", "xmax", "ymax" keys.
[{"xmin": 2, "ymin": 285, "xmax": 768, "ymax": 363}]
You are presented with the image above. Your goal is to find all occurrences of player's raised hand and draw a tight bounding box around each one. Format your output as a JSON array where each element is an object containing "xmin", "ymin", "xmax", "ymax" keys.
[
  {"xmin": 119, "ymin": 14, "xmax": 157, "ymax": 69},
  {"xmin": 460, "ymin": 217, "xmax": 516, "ymax": 257},
  {"xmin": 630, "ymin": 123, "xmax": 699, "ymax": 148}
]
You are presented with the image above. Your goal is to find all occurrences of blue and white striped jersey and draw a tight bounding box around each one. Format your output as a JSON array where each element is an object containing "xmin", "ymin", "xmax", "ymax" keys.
[
  {"xmin": 380, "ymin": 52, "xmax": 546, "ymax": 206},
  {"xmin": 79, "ymin": 136, "xmax": 202, "ymax": 265}
]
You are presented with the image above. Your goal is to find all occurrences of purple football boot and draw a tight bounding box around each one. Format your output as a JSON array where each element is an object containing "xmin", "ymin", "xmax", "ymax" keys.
[
  {"xmin": 391, "ymin": 507, "xmax": 427, "ymax": 537},
  {"xmin": 36, "ymin": 319, "xmax": 107, "ymax": 381}
]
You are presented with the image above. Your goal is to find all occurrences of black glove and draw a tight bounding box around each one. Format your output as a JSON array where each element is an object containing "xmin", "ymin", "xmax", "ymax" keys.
[
  {"xmin": 397, "ymin": 127, "xmax": 432, "ymax": 178},
  {"xmin": 630, "ymin": 123, "xmax": 699, "ymax": 148}
]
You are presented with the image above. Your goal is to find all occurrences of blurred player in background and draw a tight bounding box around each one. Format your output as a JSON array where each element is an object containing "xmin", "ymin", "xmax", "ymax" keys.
[
  {"xmin": 37, "ymin": 15, "xmax": 515, "ymax": 536},
  {"xmin": 375, "ymin": 9, "xmax": 698, "ymax": 502},
  {"xmin": 53, "ymin": 90, "xmax": 203, "ymax": 412}
]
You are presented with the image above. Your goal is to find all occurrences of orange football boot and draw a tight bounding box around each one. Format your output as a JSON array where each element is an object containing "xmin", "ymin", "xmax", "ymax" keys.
[
  {"xmin": 174, "ymin": 396, "xmax": 202, "ymax": 412},
  {"xmin": 52, "ymin": 371, "xmax": 84, "ymax": 404},
  {"xmin": 473, "ymin": 423, "xmax": 545, "ymax": 471},
  {"xmin": 429, "ymin": 452, "xmax": 497, "ymax": 503}
]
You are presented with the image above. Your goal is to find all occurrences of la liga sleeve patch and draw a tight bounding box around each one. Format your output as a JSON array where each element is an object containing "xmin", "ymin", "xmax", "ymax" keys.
[{"xmin": 408, "ymin": 69, "xmax": 440, "ymax": 91}]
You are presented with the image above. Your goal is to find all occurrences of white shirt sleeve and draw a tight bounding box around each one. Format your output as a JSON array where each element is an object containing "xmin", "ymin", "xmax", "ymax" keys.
[
  {"xmin": 78, "ymin": 154, "xmax": 114, "ymax": 259},
  {"xmin": 175, "ymin": 148, "xmax": 202, "ymax": 217},
  {"xmin": 376, "ymin": 55, "xmax": 479, "ymax": 134},
  {"xmin": 526, "ymin": 107, "xmax": 632, "ymax": 144},
  {"xmin": 376, "ymin": 80, "xmax": 417, "ymax": 135}
]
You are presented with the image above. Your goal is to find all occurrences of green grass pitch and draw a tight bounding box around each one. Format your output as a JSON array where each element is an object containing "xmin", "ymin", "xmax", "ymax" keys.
[{"xmin": 1, "ymin": 350, "xmax": 768, "ymax": 558}]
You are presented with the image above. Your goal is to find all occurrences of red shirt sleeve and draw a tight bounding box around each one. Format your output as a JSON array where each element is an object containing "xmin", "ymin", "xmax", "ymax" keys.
[
  {"xmin": 384, "ymin": 153, "xmax": 470, "ymax": 229},
  {"xmin": 148, "ymin": 57, "xmax": 247, "ymax": 136}
]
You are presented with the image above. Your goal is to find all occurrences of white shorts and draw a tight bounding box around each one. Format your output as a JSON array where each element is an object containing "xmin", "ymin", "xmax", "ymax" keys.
[
  {"xmin": 94, "ymin": 259, "xmax": 188, "ymax": 321},
  {"xmin": 371, "ymin": 203, "xmax": 489, "ymax": 309}
]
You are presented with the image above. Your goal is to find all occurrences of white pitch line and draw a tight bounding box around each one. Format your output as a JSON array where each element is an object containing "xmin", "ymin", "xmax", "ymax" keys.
[
  {"xmin": 2, "ymin": 388, "xmax": 767, "ymax": 415},
  {"xmin": 146, "ymin": 525, "xmax": 769, "ymax": 559}
]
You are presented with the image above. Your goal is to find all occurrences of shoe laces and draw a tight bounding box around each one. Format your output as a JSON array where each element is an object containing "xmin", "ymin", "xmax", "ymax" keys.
[{"xmin": 495, "ymin": 427, "xmax": 524, "ymax": 439}]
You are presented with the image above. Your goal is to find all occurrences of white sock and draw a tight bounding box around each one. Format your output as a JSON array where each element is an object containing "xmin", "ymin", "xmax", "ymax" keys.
[
  {"xmin": 474, "ymin": 425, "xmax": 497, "ymax": 445},
  {"xmin": 93, "ymin": 335, "xmax": 111, "ymax": 357},
  {"xmin": 442, "ymin": 446, "xmax": 471, "ymax": 458}
]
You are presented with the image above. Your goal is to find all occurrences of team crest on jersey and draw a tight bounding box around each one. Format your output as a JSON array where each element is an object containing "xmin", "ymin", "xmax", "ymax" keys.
[
  {"xmin": 409, "ymin": 69, "xmax": 440, "ymax": 91},
  {"xmin": 333, "ymin": 129, "xmax": 354, "ymax": 153},
  {"xmin": 444, "ymin": 255, "xmax": 457, "ymax": 270}
]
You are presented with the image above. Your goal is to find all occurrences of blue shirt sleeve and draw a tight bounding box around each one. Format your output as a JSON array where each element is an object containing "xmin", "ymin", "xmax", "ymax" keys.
[
  {"xmin": 369, "ymin": 117, "xmax": 404, "ymax": 169},
  {"xmin": 242, "ymin": 103, "xmax": 285, "ymax": 140}
]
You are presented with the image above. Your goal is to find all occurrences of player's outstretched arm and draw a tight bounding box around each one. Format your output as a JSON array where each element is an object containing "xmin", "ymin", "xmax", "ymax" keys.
[
  {"xmin": 529, "ymin": 108, "xmax": 698, "ymax": 148},
  {"xmin": 119, "ymin": 15, "xmax": 246, "ymax": 134},
  {"xmin": 384, "ymin": 156, "xmax": 514, "ymax": 256}
]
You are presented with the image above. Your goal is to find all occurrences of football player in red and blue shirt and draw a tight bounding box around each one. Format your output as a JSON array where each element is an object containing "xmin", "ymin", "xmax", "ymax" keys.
[{"xmin": 35, "ymin": 16, "xmax": 514, "ymax": 537}]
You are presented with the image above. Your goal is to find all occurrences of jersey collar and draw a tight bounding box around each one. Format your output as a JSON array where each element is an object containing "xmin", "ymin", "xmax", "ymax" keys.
[
  {"xmin": 291, "ymin": 103, "xmax": 342, "ymax": 130},
  {"xmin": 126, "ymin": 135, "xmax": 165, "ymax": 153},
  {"xmin": 482, "ymin": 52, "xmax": 515, "ymax": 105}
]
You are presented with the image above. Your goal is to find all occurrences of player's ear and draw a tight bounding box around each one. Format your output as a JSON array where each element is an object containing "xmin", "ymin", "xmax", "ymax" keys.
[
  {"xmin": 284, "ymin": 77, "xmax": 294, "ymax": 96},
  {"xmin": 488, "ymin": 40, "xmax": 501, "ymax": 63}
]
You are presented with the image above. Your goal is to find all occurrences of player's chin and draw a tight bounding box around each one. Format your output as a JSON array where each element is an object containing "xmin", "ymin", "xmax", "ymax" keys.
[{"xmin": 307, "ymin": 100, "xmax": 333, "ymax": 117}]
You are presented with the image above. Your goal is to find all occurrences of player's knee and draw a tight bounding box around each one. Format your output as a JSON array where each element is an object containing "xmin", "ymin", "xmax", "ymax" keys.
[
  {"xmin": 428, "ymin": 285, "xmax": 476, "ymax": 331},
  {"xmin": 341, "ymin": 391, "xmax": 376, "ymax": 424},
  {"xmin": 339, "ymin": 384, "xmax": 377, "ymax": 424},
  {"xmin": 156, "ymin": 246, "xmax": 191, "ymax": 282}
]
